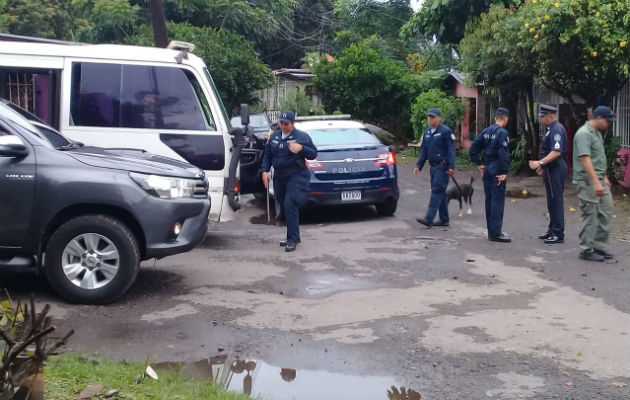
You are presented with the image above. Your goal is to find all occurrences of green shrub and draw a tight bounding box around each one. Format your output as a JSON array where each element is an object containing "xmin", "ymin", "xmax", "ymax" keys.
[{"xmin": 411, "ymin": 89, "xmax": 464, "ymax": 141}]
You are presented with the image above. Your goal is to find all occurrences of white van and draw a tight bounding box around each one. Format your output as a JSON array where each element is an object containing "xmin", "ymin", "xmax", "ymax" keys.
[{"xmin": 0, "ymin": 34, "xmax": 246, "ymax": 221}]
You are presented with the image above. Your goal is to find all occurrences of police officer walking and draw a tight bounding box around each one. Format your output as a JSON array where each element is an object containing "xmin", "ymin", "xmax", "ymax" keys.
[
  {"xmin": 261, "ymin": 111, "xmax": 317, "ymax": 252},
  {"xmin": 414, "ymin": 108, "xmax": 456, "ymax": 228},
  {"xmin": 529, "ymin": 104, "xmax": 568, "ymax": 244},
  {"xmin": 469, "ymin": 107, "xmax": 512, "ymax": 242}
]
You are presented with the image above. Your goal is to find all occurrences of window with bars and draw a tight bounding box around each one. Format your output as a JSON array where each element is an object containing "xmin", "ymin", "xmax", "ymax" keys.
[{"xmin": 5, "ymin": 72, "xmax": 35, "ymax": 113}]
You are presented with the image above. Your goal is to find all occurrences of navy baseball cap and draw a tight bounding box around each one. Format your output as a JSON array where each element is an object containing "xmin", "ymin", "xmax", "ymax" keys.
[
  {"xmin": 538, "ymin": 104, "xmax": 557, "ymax": 117},
  {"xmin": 279, "ymin": 110, "xmax": 295, "ymax": 123},
  {"xmin": 427, "ymin": 108, "xmax": 442, "ymax": 117},
  {"xmin": 593, "ymin": 106, "xmax": 616, "ymax": 122},
  {"xmin": 495, "ymin": 107, "xmax": 510, "ymax": 117}
]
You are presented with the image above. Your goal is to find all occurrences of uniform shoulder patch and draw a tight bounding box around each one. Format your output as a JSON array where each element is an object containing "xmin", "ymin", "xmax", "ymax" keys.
[
  {"xmin": 554, "ymin": 142, "xmax": 560, "ymax": 149},
  {"xmin": 553, "ymin": 133, "xmax": 561, "ymax": 141},
  {"xmin": 503, "ymin": 141, "xmax": 508, "ymax": 147},
  {"xmin": 451, "ymin": 133, "xmax": 456, "ymax": 141}
]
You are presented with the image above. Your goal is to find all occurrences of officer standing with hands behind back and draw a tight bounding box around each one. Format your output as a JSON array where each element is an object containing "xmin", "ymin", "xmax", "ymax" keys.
[
  {"xmin": 415, "ymin": 108, "xmax": 456, "ymax": 228},
  {"xmin": 261, "ymin": 111, "xmax": 317, "ymax": 252},
  {"xmin": 469, "ymin": 107, "xmax": 512, "ymax": 242},
  {"xmin": 529, "ymin": 104, "xmax": 568, "ymax": 244}
]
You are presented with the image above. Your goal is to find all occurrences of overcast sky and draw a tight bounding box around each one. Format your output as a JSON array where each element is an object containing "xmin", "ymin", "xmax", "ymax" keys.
[{"xmin": 411, "ymin": 0, "xmax": 424, "ymax": 12}]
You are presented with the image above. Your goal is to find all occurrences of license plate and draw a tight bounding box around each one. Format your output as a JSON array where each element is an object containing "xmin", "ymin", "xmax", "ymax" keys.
[{"xmin": 341, "ymin": 190, "xmax": 362, "ymax": 201}]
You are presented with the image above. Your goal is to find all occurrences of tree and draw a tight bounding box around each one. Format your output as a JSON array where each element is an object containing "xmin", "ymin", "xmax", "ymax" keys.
[
  {"xmin": 126, "ymin": 22, "xmax": 274, "ymax": 113},
  {"xmin": 401, "ymin": 0, "xmax": 519, "ymax": 45},
  {"xmin": 0, "ymin": 0, "xmax": 73, "ymax": 40},
  {"xmin": 73, "ymin": 0, "xmax": 144, "ymax": 43},
  {"xmin": 313, "ymin": 40, "xmax": 431, "ymax": 141},
  {"xmin": 510, "ymin": 0, "xmax": 629, "ymax": 106},
  {"xmin": 411, "ymin": 89, "xmax": 464, "ymax": 141}
]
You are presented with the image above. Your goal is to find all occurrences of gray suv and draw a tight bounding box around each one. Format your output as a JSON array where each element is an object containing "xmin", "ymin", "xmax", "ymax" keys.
[{"xmin": 0, "ymin": 100, "xmax": 210, "ymax": 304}]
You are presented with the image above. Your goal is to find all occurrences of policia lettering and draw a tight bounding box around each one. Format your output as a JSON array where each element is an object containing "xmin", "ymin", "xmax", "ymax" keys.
[
  {"xmin": 469, "ymin": 107, "xmax": 512, "ymax": 243},
  {"xmin": 529, "ymin": 104, "xmax": 568, "ymax": 244},
  {"xmin": 414, "ymin": 108, "xmax": 456, "ymax": 228},
  {"xmin": 261, "ymin": 111, "xmax": 318, "ymax": 252}
]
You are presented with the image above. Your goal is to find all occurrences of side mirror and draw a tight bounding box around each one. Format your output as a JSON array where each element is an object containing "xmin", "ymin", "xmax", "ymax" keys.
[
  {"xmin": 240, "ymin": 104, "xmax": 250, "ymax": 126},
  {"xmin": 0, "ymin": 136, "xmax": 28, "ymax": 158}
]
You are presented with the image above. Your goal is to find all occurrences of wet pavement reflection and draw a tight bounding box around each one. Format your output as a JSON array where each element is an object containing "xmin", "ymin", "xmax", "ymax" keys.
[{"xmin": 155, "ymin": 355, "xmax": 420, "ymax": 400}]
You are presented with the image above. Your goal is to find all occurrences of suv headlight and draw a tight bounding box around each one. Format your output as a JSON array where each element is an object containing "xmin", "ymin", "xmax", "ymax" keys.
[{"xmin": 130, "ymin": 173, "xmax": 197, "ymax": 199}]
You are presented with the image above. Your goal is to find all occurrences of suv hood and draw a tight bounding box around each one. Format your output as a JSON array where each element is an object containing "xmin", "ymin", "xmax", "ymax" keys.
[{"xmin": 66, "ymin": 146, "xmax": 203, "ymax": 178}]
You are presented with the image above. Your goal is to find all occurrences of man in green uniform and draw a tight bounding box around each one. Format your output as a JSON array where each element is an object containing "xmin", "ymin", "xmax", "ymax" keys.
[{"xmin": 572, "ymin": 106, "xmax": 616, "ymax": 262}]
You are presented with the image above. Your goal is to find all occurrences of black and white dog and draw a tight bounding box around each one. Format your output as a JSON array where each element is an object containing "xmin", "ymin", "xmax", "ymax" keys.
[{"xmin": 447, "ymin": 176, "xmax": 474, "ymax": 217}]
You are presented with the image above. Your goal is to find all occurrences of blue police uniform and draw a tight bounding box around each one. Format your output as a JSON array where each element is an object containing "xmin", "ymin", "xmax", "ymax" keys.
[
  {"xmin": 469, "ymin": 123, "xmax": 511, "ymax": 239},
  {"xmin": 539, "ymin": 120, "xmax": 568, "ymax": 239},
  {"xmin": 416, "ymin": 123, "xmax": 456, "ymax": 225},
  {"xmin": 262, "ymin": 127, "xmax": 317, "ymax": 245}
]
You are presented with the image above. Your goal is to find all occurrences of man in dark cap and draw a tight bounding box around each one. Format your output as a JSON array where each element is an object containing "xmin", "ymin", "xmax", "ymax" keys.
[
  {"xmin": 414, "ymin": 107, "xmax": 456, "ymax": 227},
  {"xmin": 572, "ymin": 106, "xmax": 616, "ymax": 261},
  {"xmin": 529, "ymin": 104, "xmax": 568, "ymax": 244},
  {"xmin": 469, "ymin": 107, "xmax": 512, "ymax": 242},
  {"xmin": 262, "ymin": 110, "xmax": 317, "ymax": 252}
]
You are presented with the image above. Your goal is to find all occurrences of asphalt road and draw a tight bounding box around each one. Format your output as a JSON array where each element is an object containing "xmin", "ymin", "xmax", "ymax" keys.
[{"xmin": 3, "ymin": 161, "xmax": 629, "ymax": 400}]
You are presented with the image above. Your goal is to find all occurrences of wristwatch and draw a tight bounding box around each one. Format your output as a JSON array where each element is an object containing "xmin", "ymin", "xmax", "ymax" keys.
[{"xmin": 538, "ymin": 160, "xmax": 544, "ymax": 166}]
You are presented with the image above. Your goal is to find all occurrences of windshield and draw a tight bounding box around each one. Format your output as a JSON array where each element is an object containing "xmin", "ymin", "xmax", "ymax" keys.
[
  {"xmin": 231, "ymin": 114, "xmax": 270, "ymax": 129},
  {"xmin": 0, "ymin": 102, "xmax": 71, "ymax": 148},
  {"xmin": 204, "ymin": 67, "xmax": 231, "ymax": 130},
  {"xmin": 306, "ymin": 128, "xmax": 382, "ymax": 146}
]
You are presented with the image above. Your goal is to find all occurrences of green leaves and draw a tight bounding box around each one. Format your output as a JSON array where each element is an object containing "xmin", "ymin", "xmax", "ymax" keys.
[{"xmin": 410, "ymin": 89, "xmax": 464, "ymax": 141}]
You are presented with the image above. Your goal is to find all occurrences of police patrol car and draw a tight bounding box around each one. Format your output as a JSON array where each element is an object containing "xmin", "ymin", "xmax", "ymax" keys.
[{"xmin": 270, "ymin": 116, "xmax": 399, "ymax": 216}]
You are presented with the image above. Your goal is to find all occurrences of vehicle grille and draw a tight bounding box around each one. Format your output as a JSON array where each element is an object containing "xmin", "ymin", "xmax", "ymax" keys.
[{"xmin": 193, "ymin": 178, "xmax": 209, "ymax": 198}]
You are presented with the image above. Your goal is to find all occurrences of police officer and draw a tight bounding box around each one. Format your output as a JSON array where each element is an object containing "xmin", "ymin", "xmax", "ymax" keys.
[
  {"xmin": 414, "ymin": 108, "xmax": 456, "ymax": 228},
  {"xmin": 529, "ymin": 104, "xmax": 568, "ymax": 244},
  {"xmin": 469, "ymin": 107, "xmax": 512, "ymax": 242},
  {"xmin": 261, "ymin": 111, "xmax": 317, "ymax": 252}
]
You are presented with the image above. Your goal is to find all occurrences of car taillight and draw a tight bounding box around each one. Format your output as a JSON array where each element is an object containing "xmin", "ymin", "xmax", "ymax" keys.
[
  {"xmin": 375, "ymin": 152, "xmax": 396, "ymax": 166},
  {"xmin": 306, "ymin": 158, "xmax": 324, "ymax": 169}
]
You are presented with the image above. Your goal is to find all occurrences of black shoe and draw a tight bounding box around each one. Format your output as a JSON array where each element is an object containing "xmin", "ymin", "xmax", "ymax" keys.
[
  {"xmin": 285, "ymin": 242, "xmax": 297, "ymax": 252},
  {"xmin": 416, "ymin": 218, "xmax": 432, "ymax": 228},
  {"xmin": 543, "ymin": 235, "xmax": 564, "ymax": 244},
  {"xmin": 433, "ymin": 221, "xmax": 449, "ymax": 227},
  {"xmin": 538, "ymin": 232, "xmax": 552, "ymax": 240},
  {"xmin": 579, "ymin": 250, "xmax": 605, "ymax": 262},
  {"xmin": 489, "ymin": 234, "xmax": 511, "ymax": 243},
  {"xmin": 279, "ymin": 238, "xmax": 301, "ymax": 247},
  {"xmin": 594, "ymin": 248, "xmax": 614, "ymax": 259}
]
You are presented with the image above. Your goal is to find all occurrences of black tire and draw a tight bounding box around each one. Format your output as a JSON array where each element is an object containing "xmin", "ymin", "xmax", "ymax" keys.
[
  {"xmin": 45, "ymin": 214, "xmax": 140, "ymax": 304},
  {"xmin": 376, "ymin": 199, "xmax": 398, "ymax": 216}
]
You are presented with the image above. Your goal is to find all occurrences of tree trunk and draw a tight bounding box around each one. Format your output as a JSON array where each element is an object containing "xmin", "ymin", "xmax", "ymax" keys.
[{"xmin": 150, "ymin": 0, "xmax": 168, "ymax": 48}]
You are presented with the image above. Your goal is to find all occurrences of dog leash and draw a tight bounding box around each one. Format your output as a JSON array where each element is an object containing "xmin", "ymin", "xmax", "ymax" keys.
[{"xmin": 450, "ymin": 175, "xmax": 463, "ymax": 195}]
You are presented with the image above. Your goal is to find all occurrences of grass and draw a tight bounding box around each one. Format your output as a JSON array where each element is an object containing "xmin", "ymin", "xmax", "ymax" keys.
[{"xmin": 45, "ymin": 353, "xmax": 251, "ymax": 400}]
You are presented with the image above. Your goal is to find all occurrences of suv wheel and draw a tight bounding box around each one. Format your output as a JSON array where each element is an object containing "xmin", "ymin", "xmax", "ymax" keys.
[
  {"xmin": 45, "ymin": 215, "xmax": 140, "ymax": 304},
  {"xmin": 376, "ymin": 199, "xmax": 397, "ymax": 216}
]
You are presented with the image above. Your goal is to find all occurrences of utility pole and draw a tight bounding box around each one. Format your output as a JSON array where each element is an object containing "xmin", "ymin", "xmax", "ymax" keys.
[{"xmin": 149, "ymin": 0, "xmax": 169, "ymax": 48}]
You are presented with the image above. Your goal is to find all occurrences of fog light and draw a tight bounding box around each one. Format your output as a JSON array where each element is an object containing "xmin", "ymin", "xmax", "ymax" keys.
[{"xmin": 172, "ymin": 222, "xmax": 182, "ymax": 236}]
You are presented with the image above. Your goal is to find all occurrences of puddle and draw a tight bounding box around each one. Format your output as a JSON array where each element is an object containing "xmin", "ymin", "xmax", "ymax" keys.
[
  {"xmin": 155, "ymin": 356, "xmax": 417, "ymax": 400},
  {"xmin": 505, "ymin": 189, "xmax": 540, "ymax": 198}
]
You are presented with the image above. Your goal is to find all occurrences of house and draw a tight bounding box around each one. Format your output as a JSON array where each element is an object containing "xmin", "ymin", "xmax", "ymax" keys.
[
  {"xmin": 446, "ymin": 70, "xmax": 488, "ymax": 148},
  {"xmin": 256, "ymin": 68, "xmax": 321, "ymax": 122}
]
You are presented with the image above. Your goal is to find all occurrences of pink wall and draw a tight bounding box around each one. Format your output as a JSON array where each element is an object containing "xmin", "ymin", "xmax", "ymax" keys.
[
  {"xmin": 453, "ymin": 81, "xmax": 478, "ymax": 148},
  {"xmin": 618, "ymin": 148, "xmax": 630, "ymax": 188}
]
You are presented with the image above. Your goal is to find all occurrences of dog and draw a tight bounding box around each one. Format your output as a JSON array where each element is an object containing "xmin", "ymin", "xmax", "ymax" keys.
[{"xmin": 447, "ymin": 176, "xmax": 474, "ymax": 217}]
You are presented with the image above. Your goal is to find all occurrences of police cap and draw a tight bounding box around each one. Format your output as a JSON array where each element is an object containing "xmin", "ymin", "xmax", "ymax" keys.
[
  {"xmin": 427, "ymin": 108, "xmax": 442, "ymax": 117},
  {"xmin": 279, "ymin": 110, "xmax": 296, "ymax": 123},
  {"xmin": 495, "ymin": 107, "xmax": 510, "ymax": 117},
  {"xmin": 538, "ymin": 104, "xmax": 557, "ymax": 117}
]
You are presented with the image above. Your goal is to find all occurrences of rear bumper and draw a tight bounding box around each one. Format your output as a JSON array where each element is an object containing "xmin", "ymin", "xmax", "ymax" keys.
[{"xmin": 305, "ymin": 186, "xmax": 399, "ymax": 208}]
